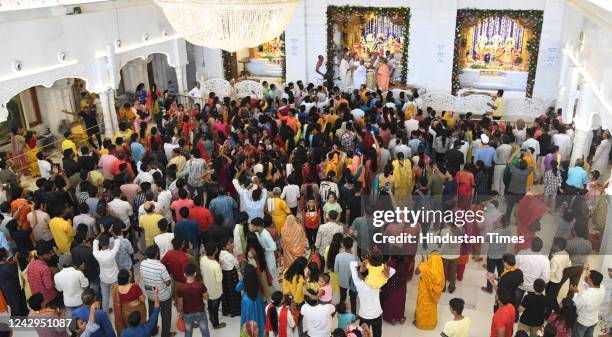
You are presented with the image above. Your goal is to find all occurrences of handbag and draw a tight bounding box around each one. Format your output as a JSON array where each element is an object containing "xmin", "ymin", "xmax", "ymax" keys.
[{"xmin": 176, "ymin": 317, "xmax": 186, "ymax": 332}]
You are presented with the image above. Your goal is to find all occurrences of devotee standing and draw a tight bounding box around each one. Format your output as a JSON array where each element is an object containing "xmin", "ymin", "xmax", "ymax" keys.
[
  {"xmin": 353, "ymin": 60, "xmax": 367, "ymax": 89},
  {"xmin": 339, "ymin": 53, "xmax": 353, "ymax": 88},
  {"xmin": 441, "ymin": 298, "xmax": 471, "ymax": 337},
  {"xmin": 414, "ymin": 251, "xmax": 445, "ymax": 330},
  {"xmin": 140, "ymin": 245, "xmax": 172, "ymax": 337},
  {"xmin": 350, "ymin": 260, "xmax": 396, "ymax": 337},
  {"xmin": 569, "ymin": 270, "xmax": 605, "ymax": 337},
  {"xmin": 176, "ymin": 263, "xmax": 211, "ymax": 337},
  {"xmin": 591, "ymin": 130, "xmax": 611, "ymax": 177},
  {"xmin": 376, "ymin": 58, "xmax": 391, "ymax": 92}
]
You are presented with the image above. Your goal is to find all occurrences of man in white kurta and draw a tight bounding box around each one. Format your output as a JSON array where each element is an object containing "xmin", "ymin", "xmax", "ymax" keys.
[
  {"xmin": 339, "ymin": 54, "xmax": 353, "ymax": 88},
  {"xmin": 353, "ymin": 60, "xmax": 367, "ymax": 89}
]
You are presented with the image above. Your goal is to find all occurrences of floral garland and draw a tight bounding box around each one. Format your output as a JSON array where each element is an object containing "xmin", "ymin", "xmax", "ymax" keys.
[
  {"xmin": 221, "ymin": 34, "xmax": 287, "ymax": 83},
  {"xmin": 326, "ymin": 5, "xmax": 411, "ymax": 84},
  {"xmin": 451, "ymin": 9, "xmax": 544, "ymax": 97}
]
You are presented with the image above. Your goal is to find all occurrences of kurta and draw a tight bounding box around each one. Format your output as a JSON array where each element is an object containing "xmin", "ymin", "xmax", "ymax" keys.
[
  {"xmin": 256, "ymin": 230, "xmax": 277, "ymax": 283},
  {"xmin": 592, "ymin": 139, "xmax": 611, "ymax": 175},
  {"xmin": 414, "ymin": 252, "xmax": 445, "ymax": 330}
]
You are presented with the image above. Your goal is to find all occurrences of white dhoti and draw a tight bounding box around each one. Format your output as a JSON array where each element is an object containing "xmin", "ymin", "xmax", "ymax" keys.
[{"xmin": 492, "ymin": 164, "xmax": 506, "ymax": 195}]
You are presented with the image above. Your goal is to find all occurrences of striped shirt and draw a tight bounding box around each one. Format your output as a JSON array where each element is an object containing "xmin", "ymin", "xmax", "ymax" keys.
[{"xmin": 139, "ymin": 258, "xmax": 172, "ymax": 301}]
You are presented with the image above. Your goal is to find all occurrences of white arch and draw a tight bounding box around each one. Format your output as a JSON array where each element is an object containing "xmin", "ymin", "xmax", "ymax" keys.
[{"xmin": 0, "ymin": 62, "xmax": 90, "ymax": 122}]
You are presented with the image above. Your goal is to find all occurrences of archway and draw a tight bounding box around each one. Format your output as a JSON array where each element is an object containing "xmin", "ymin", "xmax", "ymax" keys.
[{"xmin": 117, "ymin": 53, "xmax": 179, "ymax": 100}]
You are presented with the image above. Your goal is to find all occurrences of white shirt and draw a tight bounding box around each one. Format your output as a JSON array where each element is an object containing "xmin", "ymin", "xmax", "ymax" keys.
[
  {"xmin": 549, "ymin": 251, "xmax": 571, "ymax": 283},
  {"xmin": 38, "ymin": 160, "xmax": 52, "ymax": 179},
  {"xmin": 300, "ymin": 303, "xmax": 335, "ymax": 337},
  {"xmin": 575, "ymin": 286, "xmax": 606, "ymax": 326},
  {"xmin": 351, "ymin": 108, "xmax": 365, "ymax": 121},
  {"xmin": 521, "ymin": 138, "xmax": 540, "ymax": 157},
  {"xmin": 73, "ymin": 214, "xmax": 96, "ymax": 237},
  {"xmin": 188, "ymin": 86, "xmax": 202, "ymax": 98},
  {"xmin": 163, "ymin": 143, "xmax": 179, "ymax": 162},
  {"xmin": 219, "ymin": 250, "xmax": 239, "ymax": 271},
  {"xmin": 516, "ymin": 249, "xmax": 550, "ymax": 291},
  {"xmin": 54, "ymin": 267, "xmax": 89, "ymax": 307},
  {"xmin": 349, "ymin": 261, "xmax": 395, "ymax": 319},
  {"xmin": 552, "ymin": 133, "xmax": 572, "ymax": 160},
  {"xmin": 353, "ymin": 65, "xmax": 367, "ymax": 88},
  {"xmin": 281, "ymin": 184, "xmax": 300, "ymax": 209},
  {"xmin": 405, "ymin": 119, "xmax": 419, "ymax": 135},
  {"xmin": 154, "ymin": 232, "xmax": 175, "ymax": 259},
  {"xmin": 108, "ymin": 198, "xmax": 133, "ymax": 230},
  {"xmin": 93, "ymin": 239, "xmax": 121, "ymax": 284},
  {"xmin": 394, "ymin": 144, "xmax": 411, "ymax": 159},
  {"xmin": 156, "ymin": 190, "xmax": 173, "ymax": 220},
  {"xmin": 134, "ymin": 171, "xmax": 154, "ymax": 185},
  {"xmin": 495, "ymin": 144, "xmax": 512, "ymax": 164}
]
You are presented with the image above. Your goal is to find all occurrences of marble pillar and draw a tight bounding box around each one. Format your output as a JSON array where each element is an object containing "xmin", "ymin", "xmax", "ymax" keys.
[
  {"xmin": 561, "ymin": 66, "xmax": 580, "ymax": 124},
  {"xmin": 98, "ymin": 89, "xmax": 118, "ymax": 138},
  {"xmin": 570, "ymin": 128, "xmax": 593, "ymax": 165},
  {"xmin": 175, "ymin": 64, "xmax": 188, "ymax": 95}
]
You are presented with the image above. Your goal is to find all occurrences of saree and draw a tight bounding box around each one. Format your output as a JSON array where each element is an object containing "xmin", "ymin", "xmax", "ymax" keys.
[
  {"xmin": 280, "ymin": 215, "xmax": 306, "ymax": 268},
  {"xmin": 414, "ymin": 252, "xmax": 445, "ymax": 330},
  {"xmin": 392, "ymin": 159, "xmax": 413, "ymax": 205},
  {"xmin": 11, "ymin": 134, "xmax": 29, "ymax": 175},
  {"xmin": 524, "ymin": 154, "xmax": 536, "ymax": 187},
  {"xmin": 112, "ymin": 285, "xmax": 146, "ymax": 336},
  {"xmin": 376, "ymin": 63, "xmax": 391, "ymax": 91},
  {"xmin": 26, "ymin": 138, "xmax": 40, "ymax": 177},
  {"xmin": 515, "ymin": 194, "xmax": 545, "ymax": 251}
]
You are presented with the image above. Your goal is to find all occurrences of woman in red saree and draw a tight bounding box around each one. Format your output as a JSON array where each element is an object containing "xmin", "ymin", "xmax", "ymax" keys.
[
  {"xmin": 514, "ymin": 193, "xmax": 546, "ymax": 251},
  {"xmin": 456, "ymin": 164, "xmax": 475, "ymax": 210},
  {"xmin": 112, "ymin": 270, "xmax": 146, "ymax": 336},
  {"xmin": 376, "ymin": 58, "xmax": 391, "ymax": 92}
]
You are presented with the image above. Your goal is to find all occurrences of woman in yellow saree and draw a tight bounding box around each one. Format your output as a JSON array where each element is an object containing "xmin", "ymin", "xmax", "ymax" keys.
[
  {"xmin": 523, "ymin": 149, "xmax": 537, "ymax": 187},
  {"xmin": 414, "ymin": 251, "xmax": 445, "ymax": 330},
  {"xmin": 392, "ymin": 153, "xmax": 413, "ymax": 205},
  {"xmin": 25, "ymin": 131, "xmax": 40, "ymax": 178}
]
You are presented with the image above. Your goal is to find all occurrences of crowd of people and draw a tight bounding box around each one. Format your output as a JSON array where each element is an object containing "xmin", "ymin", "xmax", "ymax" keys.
[{"xmin": 0, "ymin": 78, "xmax": 610, "ymax": 337}]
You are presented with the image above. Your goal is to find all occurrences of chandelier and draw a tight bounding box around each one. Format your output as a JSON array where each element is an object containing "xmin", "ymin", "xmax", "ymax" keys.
[{"xmin": 155, "ymin": 0, "xmax": 301, "ymax": 52}]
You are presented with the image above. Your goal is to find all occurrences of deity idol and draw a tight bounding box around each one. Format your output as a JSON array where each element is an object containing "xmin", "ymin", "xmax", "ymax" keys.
[{"xmin": 497, "ymin": 38, "xmax": 517, "ymax": 69}]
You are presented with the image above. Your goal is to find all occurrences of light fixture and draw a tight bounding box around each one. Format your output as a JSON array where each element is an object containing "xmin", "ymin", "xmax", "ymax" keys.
[
  {"xmin": 143, "ymin": 33, "xmax": 150, "ymax": 42},
  {"xmin": 58, "ymin": 51, "xmax": 68, "ymax": 62},
  {"xmin": 154, "ymin": 0, "xmax": 300, "ymax": 52},
  {"xmin": 13, "ymin": 61, "xmax": 23, "ymax": 72}
]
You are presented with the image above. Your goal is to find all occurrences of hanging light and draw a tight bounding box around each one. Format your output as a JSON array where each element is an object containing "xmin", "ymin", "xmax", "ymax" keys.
[{"xmin": 154, "ymin": 0, "xmax": 301, "ymax": 52}]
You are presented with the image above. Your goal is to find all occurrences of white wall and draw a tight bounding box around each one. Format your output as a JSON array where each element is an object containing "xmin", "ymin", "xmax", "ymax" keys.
[
  {"xmin": 0, "ymin": 0, "xmax": 188, "ymax": 122},
  {"xmin": 283, "ymin": 0, "xmax": 562, "ymax": 99}
]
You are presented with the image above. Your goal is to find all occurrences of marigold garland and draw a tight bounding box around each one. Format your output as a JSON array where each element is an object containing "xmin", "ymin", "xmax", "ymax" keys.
[{"xmin": 326, "ymin": 5, "xmax": 411, "ymax": 84}]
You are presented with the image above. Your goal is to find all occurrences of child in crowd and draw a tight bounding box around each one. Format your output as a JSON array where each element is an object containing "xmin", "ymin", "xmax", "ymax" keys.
[
  {"xmin": 363, "ymin": 252, "xmax": 389, "ymax": 289},
  {"xmin": 305, "ymin": 273, "xmax": 332, "ymax": 304},
  {"xmin": 336, "ymin": 302, "xmax": 356, "ymax": 330},
  {"xmin": 518, "ymin": 278, "xmax": 549, "ymax": 336}
]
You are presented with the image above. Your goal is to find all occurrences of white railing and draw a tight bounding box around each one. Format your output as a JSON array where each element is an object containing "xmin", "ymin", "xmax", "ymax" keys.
[
  {"xmin": 198, "ymin": 80, "xmax": 546, "ymax": 120},
  {"xmin": 419, "ymin": 91, "xmax": 546, "ymax": 120}
]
